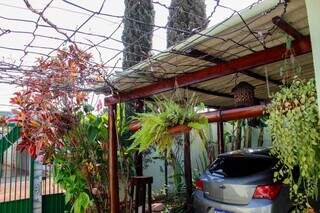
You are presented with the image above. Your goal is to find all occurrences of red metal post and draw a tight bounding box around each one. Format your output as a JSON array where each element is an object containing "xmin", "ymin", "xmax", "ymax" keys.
[
  {"xmin": 108, "ymin": 103, "xmax": 120, "ymax": 213},
  {"xmin": 217, "ymin": 121, "xmax": 224, "ymax": 154}
]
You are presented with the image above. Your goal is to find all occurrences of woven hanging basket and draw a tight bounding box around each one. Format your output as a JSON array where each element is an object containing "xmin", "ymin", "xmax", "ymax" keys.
[{"xmin": 232, "ymin": 82, "xmax": 255, "ymax": 107}]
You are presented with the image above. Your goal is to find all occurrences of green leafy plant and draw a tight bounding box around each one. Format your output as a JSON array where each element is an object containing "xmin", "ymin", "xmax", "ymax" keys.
[
  {"xmin": 53, "ymin": 111, "xmax": 109, "ymax": 213},
  {"xmin": 194, "ymin": 151, "xmax": 209, "ymax": 180},
  {"xmin": 130, "ymin": 94, "xmax": 208, "ymax": 153},
  {"xmin": 267, "ymin": 78, "xmax": 320, "ymax": 211},
  {"xmin": 169, "ymin": 140, "xmax": 185, "ymax": 194}
]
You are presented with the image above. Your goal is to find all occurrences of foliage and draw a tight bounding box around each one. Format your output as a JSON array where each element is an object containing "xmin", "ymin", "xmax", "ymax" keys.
[
  {"xmin": 10, "ymin": 45, "xmax": 103, "ymax": 158},
  {"xmin": 53, "ymin": 111, "xmax": 109, "ymax": 213},
  {"xmin": 162, "ymin": 193, "xmax": 186, "ymax": 213},
  {"xmin": 130, "ymin": 94, "xmax": 208, "ymax": 154},
  {"xmin": 267, "ymin": 78, "xmax": 320, "ymax": 211},
  {"xmin": 169, "ymin": 139, "xmax": 185, "ymax": 194},
  {"xmin": 194, "ymin": 151, "xmax": 209, "ymax": 180},
  {"xmin": 153, "ymin": 185, "xmax": 186, "ymax": 213},
  {"xmin": 167, "ymin": 0, "xmax": 207, "ymax": 47},
  {"xmin": 9, "ymin": 45, "xmax": 113, "ymax": 212},
  {"xmin": 130, "ymin": 94, "xmax": 208, "ymax": 209}
]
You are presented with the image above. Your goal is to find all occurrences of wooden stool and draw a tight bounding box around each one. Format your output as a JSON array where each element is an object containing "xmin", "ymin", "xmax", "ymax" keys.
[{"xmin": 129, "ymin": 176, "xmax": 153, "ymax": 213}]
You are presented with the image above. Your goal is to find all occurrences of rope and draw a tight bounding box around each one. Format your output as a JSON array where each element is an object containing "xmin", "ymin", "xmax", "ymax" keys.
[{"xmin": 264, "ymin": 66, "xmax": 271, "ymax": 98}]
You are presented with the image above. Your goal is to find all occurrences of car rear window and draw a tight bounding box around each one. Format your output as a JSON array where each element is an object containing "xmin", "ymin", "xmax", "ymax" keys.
[{"xmin": 209, "ymin": 154, "xmax": 276, "ymax": 177}]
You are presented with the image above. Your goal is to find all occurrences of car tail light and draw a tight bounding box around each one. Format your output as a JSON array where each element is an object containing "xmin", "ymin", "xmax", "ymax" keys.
[
  {"xmin": 195, "ymin": 179, "xmax": 204, "ymax": 190},
  {"xmin": 253, "ymin": 184, "xmax": 282, "ymax": 200}
]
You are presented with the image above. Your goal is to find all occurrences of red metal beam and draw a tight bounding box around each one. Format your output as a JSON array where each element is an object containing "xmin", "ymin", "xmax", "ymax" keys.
[
  {"xmin": 129, "ymin": 104, "xmax": 266, "ymax": 132},
  {"xmin": 272, "ymin": 16, "xmax": 304, "ymax": 40},
  {"xmin": 206, "ymin": 104, "xmax": 266, "ymax": 122},
  {"xmin": 179, "ymin": 49, "xmax": 281, "ymax": 85},
  {"xmin": 106, "ymin": 37, "xmax": 311, "ymax": 104}
]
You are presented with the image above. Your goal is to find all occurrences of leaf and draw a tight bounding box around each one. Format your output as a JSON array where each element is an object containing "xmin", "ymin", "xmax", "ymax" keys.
[
  {"xmin": 65, "ymin": 192, "xmax": 72, "ymax": 203},
  {"xmin": 188, "ymin": 122, "xmax": 203, "ymax": 129},
  {"xmin": 88, "ymin": 127, "xmax": 99, "ymax": 141}
]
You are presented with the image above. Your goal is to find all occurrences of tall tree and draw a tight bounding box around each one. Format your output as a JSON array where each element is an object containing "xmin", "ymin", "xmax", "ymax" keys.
[
  {"xmin": 166, "ymin": 2, "xmax": 207, "ymax": 211},
  {"xmin": 121, "ymin": 0, "xmax": 155, "ymax": 177},
  {"xmin": 122, "ymin": 0, "xmax": 155, "ymax": 69},
  {"xmin": 167, "ymin": 0, "xmax": 207, "ymax": 47}
]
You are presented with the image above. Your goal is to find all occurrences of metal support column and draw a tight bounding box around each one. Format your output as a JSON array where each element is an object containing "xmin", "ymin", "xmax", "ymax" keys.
[
  {"xmin": 305, "ymin": 0, "xmax": 320, "ymax": 113},
  {"xmin": 108, "ymin": 104, "xmax": 120, "ymax": 213}
]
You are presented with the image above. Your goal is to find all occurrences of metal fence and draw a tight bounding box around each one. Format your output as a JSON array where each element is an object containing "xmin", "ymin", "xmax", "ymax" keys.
[
  {"xmin": 0, "ymin": 124, "xmax": 68, "ymax": 213},
  {"xmin": 42, "ymin": 164, "xmax": 64, "ymax": 196}
]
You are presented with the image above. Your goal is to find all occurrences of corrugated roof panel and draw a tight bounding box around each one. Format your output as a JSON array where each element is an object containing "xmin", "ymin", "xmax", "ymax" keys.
[{"xmin": 108, "ymin": 0, "xmax": 314, "ymax": 108}]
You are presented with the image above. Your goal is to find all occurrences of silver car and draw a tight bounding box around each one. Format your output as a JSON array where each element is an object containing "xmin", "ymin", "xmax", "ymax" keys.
[{"xmin": 193, "ymin": 148, "xmax": 291, "ymax": 213}]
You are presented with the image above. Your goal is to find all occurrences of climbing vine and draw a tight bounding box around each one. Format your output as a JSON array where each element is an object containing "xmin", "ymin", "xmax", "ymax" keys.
[{"xmin": 267, "ymin": 78, "xmax": 320, "ymax": 211}]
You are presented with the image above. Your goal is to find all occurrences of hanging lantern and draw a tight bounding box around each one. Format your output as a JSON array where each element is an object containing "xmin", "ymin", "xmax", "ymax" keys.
[{"xmin": 232, "ymin": 82, "xmax": 255, "ymax": 107}]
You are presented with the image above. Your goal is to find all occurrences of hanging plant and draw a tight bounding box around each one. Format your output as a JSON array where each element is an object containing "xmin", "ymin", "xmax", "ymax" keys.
[
  {"xmin": 266, "ymin": 77, "xmax": 320, "ymax": 211},
  {"xmin": 130, "ymin": 93, "xmax": 208, "ymax": 153}
]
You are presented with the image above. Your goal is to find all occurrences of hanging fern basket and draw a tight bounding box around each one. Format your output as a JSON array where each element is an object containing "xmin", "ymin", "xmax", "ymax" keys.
[{"xmin": 130, "ymin": 95, "xmax": 208, "ymax": 153}]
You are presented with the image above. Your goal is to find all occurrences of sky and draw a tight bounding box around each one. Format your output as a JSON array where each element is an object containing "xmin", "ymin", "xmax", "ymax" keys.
[{"xmin": 0, "ymin": 0, "xmax": 258, "ymax": 111}]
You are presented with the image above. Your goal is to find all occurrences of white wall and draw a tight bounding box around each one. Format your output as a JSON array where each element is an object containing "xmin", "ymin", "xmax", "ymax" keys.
[{"xmin": 143, "ymin": 122, "xmax": 271, "ymax": 193}]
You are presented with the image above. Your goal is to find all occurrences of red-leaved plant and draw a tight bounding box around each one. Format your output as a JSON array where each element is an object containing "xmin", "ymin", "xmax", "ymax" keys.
[{"xmin": 10, "ymin": 45, "xmax": 103, "ymax": 158}]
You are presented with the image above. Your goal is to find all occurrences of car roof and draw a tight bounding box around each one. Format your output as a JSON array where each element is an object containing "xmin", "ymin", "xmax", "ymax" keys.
[{"xmin": 218, "ymin": 147, "xmax": 271, "ymax": 158}]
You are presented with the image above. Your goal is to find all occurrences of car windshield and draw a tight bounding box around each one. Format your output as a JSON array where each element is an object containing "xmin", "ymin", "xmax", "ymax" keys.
[{"xmin": 209, "ymin": 153, "xmax": 276, "ymax": 177}]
